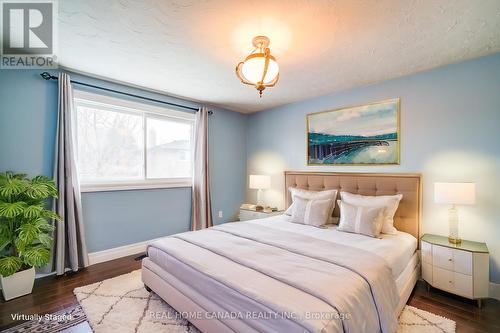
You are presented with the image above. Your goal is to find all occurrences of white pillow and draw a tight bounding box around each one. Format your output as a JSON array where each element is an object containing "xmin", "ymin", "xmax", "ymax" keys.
[
  {"xmin": 284, "ymin": 188, "xmax": 338, "ymax": 223},
  {"xmin": 340, "ymin": 191, "xmax": 403, "ymax": 234},
  {"xmin": 337, "ymin": 200, "xmax": 385, "ymax": 238},
  {"xmin": 291, "ymin": 196, "xmax": 333, "ymax": 227}
]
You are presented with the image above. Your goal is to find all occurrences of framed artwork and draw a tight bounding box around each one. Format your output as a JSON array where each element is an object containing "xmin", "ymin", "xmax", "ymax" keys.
[{"xmin": 307, "ymin": 98, "xmax": 400, "ymax": 165}]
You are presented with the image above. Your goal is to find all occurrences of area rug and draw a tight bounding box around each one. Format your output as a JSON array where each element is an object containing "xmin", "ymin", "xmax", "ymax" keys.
[
  {"xmin": 4, "ymin": 269, "xmax": 456, "ymax": 333},
  {"xmin": 397, "ymin": 305, "xmax": 456, "ymax": 333},
  {"xmin": 73, "ymin": 270, "xmax": 456, "ymax": 333},
  {"xmin": 74, "ymin": 270, "xmax": 200, "ymax": 333}
]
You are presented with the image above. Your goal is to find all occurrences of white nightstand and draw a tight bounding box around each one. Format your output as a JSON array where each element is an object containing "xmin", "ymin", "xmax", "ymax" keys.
[
  {"xmin": 239, "ymin": 208, "xmax": 283, "ymax": 221},
  {"xmin": 421, "ymin": 234, "xmax": 489, "ymax": 307}
]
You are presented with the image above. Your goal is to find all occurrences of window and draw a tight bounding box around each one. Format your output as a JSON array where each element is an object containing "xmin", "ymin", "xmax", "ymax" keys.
[{"xmin": 73, "ymin": 90, "xmax": 194, "ymax": 192}]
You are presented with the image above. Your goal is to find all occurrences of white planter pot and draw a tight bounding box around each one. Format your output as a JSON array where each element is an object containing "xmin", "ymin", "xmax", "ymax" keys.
[{"xmin": 0, "ymin": 267, "xmax": 35, "ymax": 301}]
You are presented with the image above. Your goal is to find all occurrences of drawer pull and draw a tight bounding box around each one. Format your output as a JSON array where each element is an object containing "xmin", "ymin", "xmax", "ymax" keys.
[
  {"xmin": 448, "ymin": 258, "xmax": 453, "ymax": 262},
  {"xmin": 449, "ymin": 280, "xmax": 452, "ymax": 284}
]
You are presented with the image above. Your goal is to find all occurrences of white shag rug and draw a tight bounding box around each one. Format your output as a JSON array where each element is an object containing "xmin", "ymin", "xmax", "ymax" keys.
[
  {"xmin": 74, "ymin": 270, "xmax": 455, "ymax": 333},
  {"xmin": 397, "ymin": 305, "xmax": 456, "ymax": 333}
]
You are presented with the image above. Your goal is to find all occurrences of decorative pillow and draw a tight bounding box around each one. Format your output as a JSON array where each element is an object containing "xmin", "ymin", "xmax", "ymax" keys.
[
  {"xmin": 340, "ymin": 192, "xmax": 403, "ymax": 234},
  {"xmin": 291, "ymin": 196, "xmax": 333, "ymax": 227},
  {"xmin": 337, "ymin": 200, "xmax": 385, "ymax": 238},
  {"xmin": 284, "ymin": 188, "xmax": 338, "ymax": 223}
]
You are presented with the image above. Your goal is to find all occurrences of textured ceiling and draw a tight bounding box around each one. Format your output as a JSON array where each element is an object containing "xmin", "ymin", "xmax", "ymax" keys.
[{"xmin": 59, "ymin": 0, "xmax": 500, "ymax": 113}]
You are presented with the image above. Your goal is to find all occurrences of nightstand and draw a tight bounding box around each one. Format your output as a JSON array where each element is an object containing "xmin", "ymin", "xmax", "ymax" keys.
[
  {"xmin": 239, "ymin": 208, "xmax": 283, "ymax": 221},
  {"xmin": 421, "ymin": 233, "xmax": 489, "ymax": 307}
]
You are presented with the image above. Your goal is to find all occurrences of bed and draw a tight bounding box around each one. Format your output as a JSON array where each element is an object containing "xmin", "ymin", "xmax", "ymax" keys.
[{"xmin": 142, "ymin": 172, "xmax": 422, "ymax": 333}]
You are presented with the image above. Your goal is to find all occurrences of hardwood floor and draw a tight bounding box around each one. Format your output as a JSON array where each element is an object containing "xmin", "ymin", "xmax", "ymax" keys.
[{"xmin": 1, "ymin": 255, "xmax": 499, "ymax": 332}]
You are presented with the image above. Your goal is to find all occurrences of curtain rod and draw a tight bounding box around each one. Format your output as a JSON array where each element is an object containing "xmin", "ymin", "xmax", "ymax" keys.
[{"xmin": 40, "ymin": 72, "xmax": 212, "ymax": 114}]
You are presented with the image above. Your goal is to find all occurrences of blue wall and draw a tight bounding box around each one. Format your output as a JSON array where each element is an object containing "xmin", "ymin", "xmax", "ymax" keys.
[
  {"xmin": 0, "ymin": 71, "xmax": 58, "ymax": 176},
  {"xmin": 246, "ymin": 53, "xmax": 500, "ymax": 283},
  {"xmin": 0, "ymin": 70, "xmax": 247, "ymax": 252}
]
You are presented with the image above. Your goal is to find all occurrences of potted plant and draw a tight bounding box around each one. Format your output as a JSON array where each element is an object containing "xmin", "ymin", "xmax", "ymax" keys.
[{"xmin": 0, "ymin": 171, "xmax": 61, "ymax": 300}]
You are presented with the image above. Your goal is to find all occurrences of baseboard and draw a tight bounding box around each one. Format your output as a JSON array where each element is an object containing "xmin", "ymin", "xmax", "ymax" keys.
[
  {"xmin": 0, "ymin": 242, "xmax": 149, "ymax": 289},
  {"xmin": 490, "ymin": 282, "xmax": 500, "ymax": 301},
  {"xmin": 88, "ymin": 238, "xmax": 161, "ymax": 265}
]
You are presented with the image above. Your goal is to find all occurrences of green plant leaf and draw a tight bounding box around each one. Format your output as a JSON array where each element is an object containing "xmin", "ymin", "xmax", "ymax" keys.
[
  {"xmin": 0, "ymin": 223, "xmax": 14, "ymax": 253},
  {"xmin": 0, "ymin": 174, "xmax": 8, "ymax": 187},
  {"xmin": 37, "ymin": 233, "xmax": 53, "ymax": 248},
  {"xmin": 42, "ymin": 210, "xmax": 63, "ymax": 221},
  {"xmin": 0, "ymin": 237, "xmax": 11, "ymax": 252},
  {"xmin": 14, "ymin": 237, "xmax": 27, "ymax": 254},
  {"xmin": 32, "ymin": 176, "xmax": 58, "ymax": 198},
  {"xmin": 32, "ymin": 217, "xmax": 55, "ymax": 232},
  {"xmin": 0, "ymin": 223, "xmax": 12, "ymax": 251},
  {"xmin": 11, "ymin": 172, "xmax": 28, "ymax": 180},
  {"xmin": 23, "ymin": 205, "xmax": 44, "ymax": 219},
  {"xmin": 0, "ymin": 256, "xmax": 22, "ymax": 277},
  {"xmin": 0, "ymin": 222, "xmax": 11, "ymax": 237},
  {"xmin": 31, "ymin": 175, "xmax": 49, "ymax": 182},
  {"xmin": 0, "ymin": 178, "xmax": 27, "ymax": 198},
  {"xmin": 24, "ymin": 183, "xmax": 50, "ymax": 200},
  {"xmin": 0, "ymin": 201, "xmax": 27, "ymax": 218},
  {"xmin": 21, "ymin": 246, "xmax": 50, "ymax": 268},
  {"xmin": 17, "ymin": 223, "xmax": 40, "ymax": 245}
]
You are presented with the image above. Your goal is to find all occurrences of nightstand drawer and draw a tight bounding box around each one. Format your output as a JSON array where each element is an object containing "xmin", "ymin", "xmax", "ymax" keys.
[
  {"xmin": 432, "ymin": 245, "xmax": 454, "ymax": 270},
  {"xmin": 454, "ymin": 271, "xmax": 473, "ymax": 298},
  {"xmin": 433, "ymin": 266, "xmax": 453, "ymax": 293},
  {"xmin": 433, "ymin": 266, "xmax": 473, "ymax": 298},
  {"xmin": 432, "ymin": 245, "xmax": 472, "ymax": 275},
  {"xmin": 453, "ymin": 249, "xmax": 472, "ymax": 275}
]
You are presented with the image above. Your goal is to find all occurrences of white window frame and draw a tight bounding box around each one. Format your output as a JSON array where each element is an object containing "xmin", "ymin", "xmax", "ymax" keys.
[{"xmin": 73, "ymin": 90, "xmax": 195, "ymax": 192}]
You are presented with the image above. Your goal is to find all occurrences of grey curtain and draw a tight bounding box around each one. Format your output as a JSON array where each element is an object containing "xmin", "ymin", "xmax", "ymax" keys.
[
  {"xmin": 191, "ymin": 107, "xmax": 212, "ymax": 230},
  {"xmin": 53, "ymin": 73, "xmax": 89, "ymax": 275}
]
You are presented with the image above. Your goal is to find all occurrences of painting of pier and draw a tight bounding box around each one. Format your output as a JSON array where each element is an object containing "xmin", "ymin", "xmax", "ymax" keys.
[{"xmin": 307, "ymin": 99, "xmax": 400, "ymax": 165}]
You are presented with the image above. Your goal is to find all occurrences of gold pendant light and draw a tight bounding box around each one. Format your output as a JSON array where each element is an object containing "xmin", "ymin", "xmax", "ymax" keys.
[{"xmin": 236, "ymin": 36, "xmax": 279, "ymax": 97}]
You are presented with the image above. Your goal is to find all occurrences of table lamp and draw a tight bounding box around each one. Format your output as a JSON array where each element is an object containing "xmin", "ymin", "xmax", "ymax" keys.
[
  {"xmin": 434, "ymin": 182, "xmax": 476, "ymax": 244},
  {"xmin": 249, "ymin": 175, "xmax": 271, "ymax": 211}
]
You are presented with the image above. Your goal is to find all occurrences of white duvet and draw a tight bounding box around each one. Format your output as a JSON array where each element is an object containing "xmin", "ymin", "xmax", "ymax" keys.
[{"xmin": 249, "ymin": 215, "xmax": 417, "ymax": 278}]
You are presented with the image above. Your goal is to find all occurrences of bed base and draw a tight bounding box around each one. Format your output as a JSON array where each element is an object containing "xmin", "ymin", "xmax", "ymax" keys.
[
  {"xmin": 142, "ymin": 258, "xmax": 418, "ymax": 333},
  {"xmin": 142, "ymin": 258, "xmax": 255, "ymax": 333},
  {"xmin": 396, "ymin": 263, "xmax": 419, "ymax": 315}
]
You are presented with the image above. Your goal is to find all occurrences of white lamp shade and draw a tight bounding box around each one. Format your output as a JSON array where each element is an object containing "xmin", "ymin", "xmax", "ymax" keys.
[
  {"xmin": 249, "ymin": 175, "xmax": 271, "ymax": 190},
  {"xmin": 434, "ymin": 182, "xmax": 476, "ymax": 205},
  {"xmin": 241, "ymin": 56, "xmax": 279, "ymax": 84}
]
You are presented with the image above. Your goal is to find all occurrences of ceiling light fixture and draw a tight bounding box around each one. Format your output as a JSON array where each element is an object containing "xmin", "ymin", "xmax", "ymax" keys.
[{"xmin": 236, "ymin": 36, "xmax": 279, "ymax": 97}]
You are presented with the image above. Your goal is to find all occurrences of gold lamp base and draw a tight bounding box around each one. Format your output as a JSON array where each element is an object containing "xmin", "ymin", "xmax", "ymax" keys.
[{"xmin": 448, "ymin": 236, "xmax": 462, "ymax": 244}]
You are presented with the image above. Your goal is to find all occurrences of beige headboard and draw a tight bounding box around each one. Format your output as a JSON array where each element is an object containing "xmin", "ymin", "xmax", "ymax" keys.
[{"xmin": 284, "ymin": 171, "xmax": 422, "ymax": 239}]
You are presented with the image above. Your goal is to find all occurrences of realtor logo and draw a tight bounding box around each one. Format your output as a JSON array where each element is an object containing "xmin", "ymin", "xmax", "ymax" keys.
[{"xmin": 1, "ymin": 0, "xmax": 57, "ymax": 69}]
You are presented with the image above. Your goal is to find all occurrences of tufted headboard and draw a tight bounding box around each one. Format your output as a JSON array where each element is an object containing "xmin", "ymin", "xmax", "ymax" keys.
[{"xmin": 284, "ymin": 171, "xmax": 422, "ymax": 239}]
